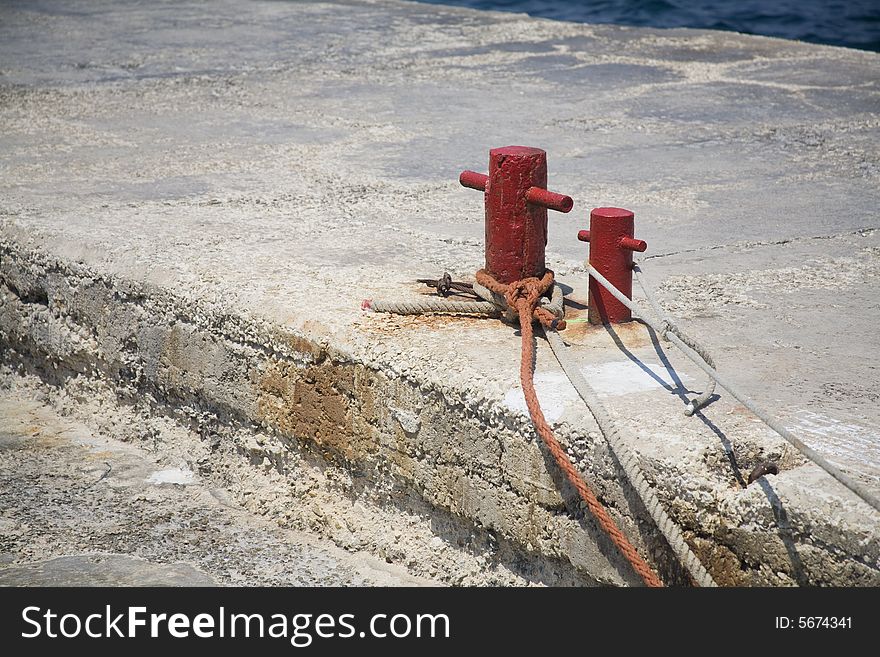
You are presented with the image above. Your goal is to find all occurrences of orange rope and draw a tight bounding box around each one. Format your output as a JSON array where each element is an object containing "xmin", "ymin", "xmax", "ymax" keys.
[{"xmin": 476, "ymin": 269, "xmax": 663, "ymax": 587}]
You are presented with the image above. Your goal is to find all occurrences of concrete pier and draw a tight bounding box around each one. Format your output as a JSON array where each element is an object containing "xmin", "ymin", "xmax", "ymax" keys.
[{"xmin": 1, "ymin": 0, "xmax": 878, "ymax": 585}]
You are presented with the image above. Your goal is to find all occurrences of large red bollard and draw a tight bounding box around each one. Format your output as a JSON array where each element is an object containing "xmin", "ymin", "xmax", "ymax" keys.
[
  {"xmin": 460, "ymin": 146, "xmax": 573, "ymax": 284},
  {"xmin": 577, "ymin": 207, "xmax": 647, "ymax": 324}
]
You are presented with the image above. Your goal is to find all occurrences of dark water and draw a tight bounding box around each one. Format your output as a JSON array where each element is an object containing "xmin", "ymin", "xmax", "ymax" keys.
[{"xmin": 418, "ymin": 0, "xmax": 880, "ymax": 52}]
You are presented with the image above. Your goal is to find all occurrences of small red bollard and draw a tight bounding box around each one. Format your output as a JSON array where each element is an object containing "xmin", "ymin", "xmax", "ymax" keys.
[
  {"xmin": 460, "ymin": 146, "xmax": 573, "ymax": 284},
  {"xmin": 578, "ymin": 207, "xmax": 647, "ymax": 324}
]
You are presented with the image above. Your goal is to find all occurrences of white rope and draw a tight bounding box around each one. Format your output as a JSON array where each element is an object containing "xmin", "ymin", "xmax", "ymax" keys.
[
  {"xmin": 366, "ymin": 284, "xmax": 562, "ymax": 320},
  {"xmin": 366, "ymin": 298, "xmax": 499, "ymax": 315},
  {"xmin": 369, "ymin": 277, "xmax": 716, "ymax": 584},
  {"xmin": 546, "ymin": 329, "xmax": 718, "ymax": 587},
  {"xmin": 587, "ymin": 263, "xmax": 880, "ymax": 514},
  {"xmin": 632, "ymin": 264, "xmax": 716, "ymax": 416}
]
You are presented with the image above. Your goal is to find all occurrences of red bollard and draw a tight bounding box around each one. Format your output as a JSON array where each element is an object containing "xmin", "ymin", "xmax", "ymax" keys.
[
  {"xmin": 460, "ymin": 146, "xmax": 573, "ymax": 284},
  {"xmin": 577, "ymin": 207, "xmax": 647, "ymax": 324}
]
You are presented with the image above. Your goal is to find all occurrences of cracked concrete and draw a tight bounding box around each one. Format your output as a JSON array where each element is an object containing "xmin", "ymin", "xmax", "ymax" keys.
[{"xmin": 0, "ymin": 0, "xmax": 878, "ymax": 586}]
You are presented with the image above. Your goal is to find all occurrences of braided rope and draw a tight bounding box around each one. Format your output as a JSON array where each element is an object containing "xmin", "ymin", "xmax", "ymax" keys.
[
  {"xmin": 474, "ymin": 269, "xmax": 566, "ymax": 330},
  {"xmin": 546, "ymin": 330, "xmax": 718, "ymax": 587},
  {"xmin": 364, "ymin": 298, "xmax": 500, "ymax": 316},
  {"xmin": 588, "ymin": 263, "xmax": 880, "ymax": 514},
  {"xmin": 477, "ymin": 269, "xmax": 663, "ymax": 587},
  {"xmin": 632, "ymin": 264, "xmax": 716, "ymax": 416}
]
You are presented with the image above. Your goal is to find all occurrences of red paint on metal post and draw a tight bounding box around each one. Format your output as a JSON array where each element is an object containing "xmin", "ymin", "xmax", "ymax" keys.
[
  {"xmin": 460, "ymin": 146, "xmax": 573, "ymax": 284},
  {"xmin": 578, "ymin": 207, "xmax": 648, "ymax": 324},
  {"xmin": 525, "ymin": 186, "xmax": 574, "ymax": 213},
  {"xmin": 459, "ymin": 170, "xmax": 488, "ymax": 191}
]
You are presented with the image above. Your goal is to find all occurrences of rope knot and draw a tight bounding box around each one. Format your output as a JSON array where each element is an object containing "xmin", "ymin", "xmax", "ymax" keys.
[
  {"xmin": 475, "ymin": 268, "xmax": 563, "ymax": 329},
  {"xmin": 503, "ymin": 277, "xmax": 542, "ymax": 310},
  {"xmin": 474, "ymin": 266, "xmax": 659, "ymax": 586},
  {"xmin": 657, "ymin": 319, "xmax": 671, "ymax": 341}
]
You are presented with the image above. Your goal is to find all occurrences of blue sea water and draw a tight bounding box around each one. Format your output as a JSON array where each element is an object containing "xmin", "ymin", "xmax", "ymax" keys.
[{"xmin": 418, "ymin": 0, "xmax": 880, "ymax": 52}]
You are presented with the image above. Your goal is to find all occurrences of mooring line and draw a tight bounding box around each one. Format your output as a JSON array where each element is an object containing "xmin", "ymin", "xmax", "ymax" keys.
[
  {"xmin": 588, "ymin": 263, "xmax": 880, "ymax": 514},
  {"xmin": 546, "ymin": 329, "xmax": 718, "ymax": 587}
]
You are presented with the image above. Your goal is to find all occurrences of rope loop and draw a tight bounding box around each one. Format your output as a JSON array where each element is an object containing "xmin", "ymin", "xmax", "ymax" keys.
[
  {"xmin": 476, "ymin": 268, "xmax": 661, "ymax": 586},
  {"xmin": 475, "ymin": 269, "xmax": 566, "ymax": 330}
]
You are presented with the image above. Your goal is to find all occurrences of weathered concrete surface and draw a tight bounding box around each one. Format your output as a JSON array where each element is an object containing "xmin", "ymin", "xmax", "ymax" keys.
[
  {"xmin": 0, "ymin": 383, "xmax": 432, "ymax": 586},
  {"xmin": 1, "ymin": 0, "xmax": 878, "ymax": 585}
]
